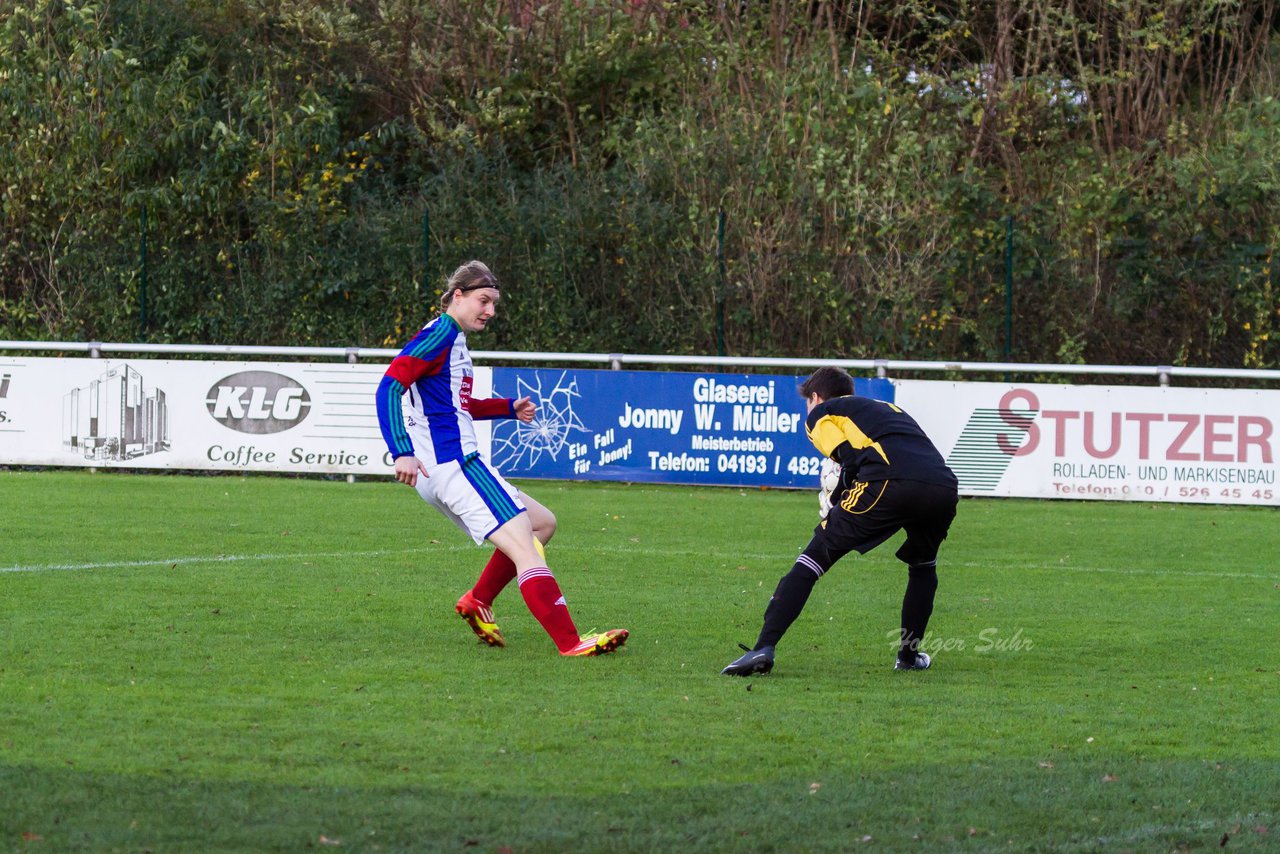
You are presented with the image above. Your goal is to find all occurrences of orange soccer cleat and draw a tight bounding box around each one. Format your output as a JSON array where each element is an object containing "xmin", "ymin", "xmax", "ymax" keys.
[
  {"xmin": 560, "ymin": 628, "xmax": 629, "ymax": 657},
  {"xmin": 455, "ymin": 590, "xmax": 505, "ymax": 647}
]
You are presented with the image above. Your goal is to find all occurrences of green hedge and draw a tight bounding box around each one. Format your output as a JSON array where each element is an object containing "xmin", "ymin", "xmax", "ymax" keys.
[{"xmin": 1, "ymin": 1, "xmax": 1277, "ymax": 368}]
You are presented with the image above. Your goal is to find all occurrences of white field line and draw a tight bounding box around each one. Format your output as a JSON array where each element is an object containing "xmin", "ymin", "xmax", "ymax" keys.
[
  {"xmin": 0, "ymin": 547, "xmax": 454, "ymax": 574},
  {"xmin": 1, "ymin": 547, "xmax": 1275, "ymax": 580},
  {"xmin": 949, "ymin": 559, "xmax": 1277, "ymax": 580}
]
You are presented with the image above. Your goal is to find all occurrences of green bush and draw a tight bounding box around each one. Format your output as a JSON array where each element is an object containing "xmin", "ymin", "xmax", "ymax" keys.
[{"xmin": 1, "ymin": 1, "xmax": 1276, "ymax": 369}]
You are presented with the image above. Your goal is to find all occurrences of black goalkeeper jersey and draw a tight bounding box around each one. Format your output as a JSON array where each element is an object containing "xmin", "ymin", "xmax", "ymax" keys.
[{"xmin": 805, "ymin": 395, "xmax": 957, "ymax": 488}]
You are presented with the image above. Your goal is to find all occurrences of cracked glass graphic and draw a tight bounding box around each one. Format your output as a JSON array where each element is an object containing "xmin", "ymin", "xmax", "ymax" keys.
[{"xmin": 491, "ymin": 371, "xmax": 591, "ymax": 470}]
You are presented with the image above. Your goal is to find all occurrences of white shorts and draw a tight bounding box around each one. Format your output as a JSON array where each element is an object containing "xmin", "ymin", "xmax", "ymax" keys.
[{"xmin": 415, "ymin": 452, "xmax": 526, "ymax": 545}]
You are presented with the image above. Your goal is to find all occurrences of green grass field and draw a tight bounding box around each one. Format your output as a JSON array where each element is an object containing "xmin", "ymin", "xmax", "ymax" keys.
[{"xmin": 1, "ymin": 470, "xmax": 1277, "ymax": 852}]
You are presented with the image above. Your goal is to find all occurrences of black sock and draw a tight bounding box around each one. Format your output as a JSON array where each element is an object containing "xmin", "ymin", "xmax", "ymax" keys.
[
  {"xmin": 755, "ymin": 561, "xmax": 823, "ymax": 649},
  {"xmin": 899, "ymin": 562, "xmax": 938, "ymax": 661}
]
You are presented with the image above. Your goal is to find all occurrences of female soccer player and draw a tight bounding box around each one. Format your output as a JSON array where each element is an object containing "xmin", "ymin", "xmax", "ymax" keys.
[{"xmin": 375, "ymin": 260, "xmax": 627, "ymax": 656}]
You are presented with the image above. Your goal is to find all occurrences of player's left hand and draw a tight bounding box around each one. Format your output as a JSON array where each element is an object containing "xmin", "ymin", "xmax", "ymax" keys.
[
  {"xmin": 818, "ymin": 458, "xmax": 841, "ymax": 520},
  {"xmin": 513, "ymin": 396, "xmax": 536, "ymax": 423}
]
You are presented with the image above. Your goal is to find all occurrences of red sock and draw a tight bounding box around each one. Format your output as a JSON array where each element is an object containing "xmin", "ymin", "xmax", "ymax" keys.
[
  {"xmin": 472, "ymin": 548, "xmax": 516, "ymax": 605},
  {"xmin": 517, "ymin": 567, "xmax": 579, "ymax": 652}
]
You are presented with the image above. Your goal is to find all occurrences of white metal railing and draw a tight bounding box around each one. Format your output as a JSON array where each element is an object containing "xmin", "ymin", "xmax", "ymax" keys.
[{"xmin": 3, "ymin": 340, "xmax": 1280, "ymax": 386}]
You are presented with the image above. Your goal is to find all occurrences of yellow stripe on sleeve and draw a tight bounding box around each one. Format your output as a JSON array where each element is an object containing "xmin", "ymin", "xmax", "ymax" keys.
[{"xmin": 807, "ymin": 414, "xmax": 890, "ymax": 466}]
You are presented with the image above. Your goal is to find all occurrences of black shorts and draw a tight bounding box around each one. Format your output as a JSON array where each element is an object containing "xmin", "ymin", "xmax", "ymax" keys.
[{"xmin": 815, "ymin": 479, "xmax": 958, "ymax": 567}]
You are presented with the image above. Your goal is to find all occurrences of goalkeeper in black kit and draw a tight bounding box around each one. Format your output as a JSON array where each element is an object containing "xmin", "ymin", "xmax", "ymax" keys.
[{"xmin": 722, "ymin": 367, "xmax": 959, "ymax": 676}]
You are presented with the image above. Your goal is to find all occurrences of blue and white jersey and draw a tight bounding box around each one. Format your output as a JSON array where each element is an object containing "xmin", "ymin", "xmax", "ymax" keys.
[{"xmin": 375, "ymin": 314, "xmax": 514, "ymax": 468}]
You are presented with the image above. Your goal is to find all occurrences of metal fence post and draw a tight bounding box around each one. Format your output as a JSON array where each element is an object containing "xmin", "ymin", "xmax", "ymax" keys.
[
  {"xmin": 422, "ymin": 207, "xmax": 431, "ymax": 316},
  {"xmin": 716, "ymin": 208, "xmax": 727, "ymax": 357},
  {"xmin": 1004, "ymin": 215, "xmax": 1013, "ymax": 360},
  {"xmin": 139, "ymin": 207, "xmax": 148, "ymax": 342}
]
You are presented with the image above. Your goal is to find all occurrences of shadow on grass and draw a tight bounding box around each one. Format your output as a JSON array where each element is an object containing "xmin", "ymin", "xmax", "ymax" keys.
[{"xmin": 2, "ymin": 759, "xmax": 1274, "ymax": 852}]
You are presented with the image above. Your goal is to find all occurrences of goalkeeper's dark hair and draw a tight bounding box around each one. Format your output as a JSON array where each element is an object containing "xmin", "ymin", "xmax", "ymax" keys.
[
  {"xmin": 799, "ymin": 367, "xmax": 855, "ymax": 402},
  {"xmin": 440, "ymin": 260, "xmax": 500, "ymax": 310}
]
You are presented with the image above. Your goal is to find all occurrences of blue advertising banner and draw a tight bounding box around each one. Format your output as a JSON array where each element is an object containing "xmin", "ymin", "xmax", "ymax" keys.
[{"xmin": 488, "ymin": 368, "xmax": 895, "ymax": 488}]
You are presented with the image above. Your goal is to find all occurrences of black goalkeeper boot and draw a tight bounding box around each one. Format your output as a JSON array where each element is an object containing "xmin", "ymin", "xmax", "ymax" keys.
[{"xmin": 721, "ymin": 643, "xmax": 775, "ymax": 676}]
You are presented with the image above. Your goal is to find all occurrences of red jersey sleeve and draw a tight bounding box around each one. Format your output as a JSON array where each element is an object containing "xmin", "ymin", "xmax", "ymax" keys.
[{"xmin": 465, "ymin": 397, "xmax": 516, "ymax": 420}]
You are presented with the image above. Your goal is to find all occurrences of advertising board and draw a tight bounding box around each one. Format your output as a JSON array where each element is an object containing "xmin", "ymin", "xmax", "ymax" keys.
[
  {"xmin": 896, "ymin": 380, "xmax": 1279, "ymax": 506},
  {"xmin": 488, "ymin": 367, "xmax": 894, "ymax": 487},
  {"xmin": 0, "ymin": 357, "xmax": 403, "ymax": 474},
  {"xmin": 4, "ymin": 357, "xmax": 1276, "ymax": 505}
]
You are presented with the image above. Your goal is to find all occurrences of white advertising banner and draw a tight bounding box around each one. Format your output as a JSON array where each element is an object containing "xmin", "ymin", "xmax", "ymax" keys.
[
  {"xmin": 895, "ymin": 380, "xmax": 1280, "ymax": 506},
  {"xmin": 3, "ymin": 357, "xmax": 1276, "ymax": 507},
  {"xmin": 0, "ymin": 356, "xmax": 494, "ymax": 475}
]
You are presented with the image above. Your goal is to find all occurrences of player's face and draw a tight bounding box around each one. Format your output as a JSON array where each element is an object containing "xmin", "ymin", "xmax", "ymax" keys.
[
  {"xmin": 449, "ymin": 287, "xmax": 500, "ymax": 333},
  {"xmin": 805, "ymin": 392, "xmax": 823, "ymax": 414}
]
